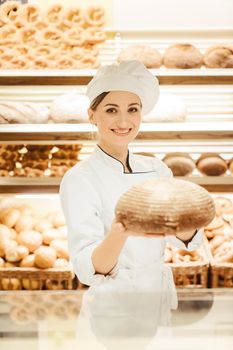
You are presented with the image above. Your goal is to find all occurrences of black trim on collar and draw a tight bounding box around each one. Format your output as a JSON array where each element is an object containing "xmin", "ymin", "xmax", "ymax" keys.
[{"xmin": 97, "ymin": 144, "xmax": 133, "ymax": 173}]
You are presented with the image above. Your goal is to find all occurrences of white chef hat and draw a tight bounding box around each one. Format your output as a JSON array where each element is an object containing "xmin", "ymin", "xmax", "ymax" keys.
[{"xmin": 86, "ymin": 60, "xmax": 160, "ymax": 115}]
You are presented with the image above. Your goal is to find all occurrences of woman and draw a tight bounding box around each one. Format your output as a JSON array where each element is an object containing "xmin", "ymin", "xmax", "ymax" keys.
[{"xmin": 59, "ymin": 61, "xmax": 203, "ymax": 341}]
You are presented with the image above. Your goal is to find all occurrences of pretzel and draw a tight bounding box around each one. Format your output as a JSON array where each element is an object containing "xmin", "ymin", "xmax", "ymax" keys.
[
  {"xmin": 40, "ymin": 27, "xmax": 63, "ymax": 48},
  {"xmin": 1, "ymin": 50, "xmax": 14, "ymax": 63},
  {"xmin": 82, "ymin": 44, "xmax": 99, "ymax": 57},
  {"xmin": 31, "ymin": 57, "xmax": 53, "ymax": 69},
  {"xmin": 0, "ymin": 1, "xmax": 21, "ymax": 25},
  {"xmin": 214, "ymin": 241, "xmax": 233, "ymax": 263},
  {"xmin": 0, "ymin": 46, "xmax": 10, "ymax": 55},
  {"xmin": 46, "ymin": 4, "xmax": 64, "ymax": 26},
  {"xmin": 0, "ymin": 24, "xmax": 18, "ymax": 45},
  {"xmin": 20, "ymin": 26, "xmax": 38, "ymax": 46},
  {"xmin": 71, "ymin": 47, "xmax": 84, "ymax": 61},
  {"xmin": 63, "ymin": 27, "xmax": 85, "ymax": 46},
  {"xmin": 14, "ymin": 45, "xmax": 31, "ymax": 56},
  {"xmin": 10, "ymin": 56, "xmax": 29, "ymax": 69},
  {"xmin": 35, "ymin": 20, "xmax": 47, "ymax": 30},
  {"xmin": 34, "ymin": 46, "xmax": 56, "ymax": 60},
  {"xmin": 76, "ymin": 54, "xmax": 100, "ymax": 69},
  {"xmin": 0, "ymin": 169, "xmax": 9, "ymax": 177},
  {"xmin": 18, "ymin": 4, "xmax": 41, "ymax": 26},
  {"xmin": 85, "ymin": 27, "xmax": 106, "ymax": 44},
  {"xmin": 172, "ymin": 249, "xmax": 200, "ymax": 263},
  {"xmin": 23, "ymin": 167, "xmax": 45, "ymax": 177},
  {"xmin": 83, "ymin": 6, "xmax": 105, "ymax": 27},
  {"xmin": 63, "ymin": 6, "xmax": 84, "ymax": 28},
  {"xmin": 57, "ymin": 56, "xmax": 76, "ymax": 69},
  {"xmin": 59, "ymin": 43, "xmax": 73, "ymax": 55}
]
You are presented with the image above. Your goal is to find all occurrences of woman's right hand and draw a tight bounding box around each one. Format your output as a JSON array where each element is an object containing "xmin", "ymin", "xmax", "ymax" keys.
[{"xmin": 110, "ymin": 219, "xmax": 164, "ymax": 238}]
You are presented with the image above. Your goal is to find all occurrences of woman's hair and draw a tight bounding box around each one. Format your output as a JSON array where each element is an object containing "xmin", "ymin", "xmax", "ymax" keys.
[{"xmin": 90, "ymin": 91, "xmax": 110, "ymax": 111}]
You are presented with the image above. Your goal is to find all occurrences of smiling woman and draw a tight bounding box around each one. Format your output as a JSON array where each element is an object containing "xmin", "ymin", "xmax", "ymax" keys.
[{"xmin": 59, "ymin": 60, "xmax": 204, "ymax": 332}]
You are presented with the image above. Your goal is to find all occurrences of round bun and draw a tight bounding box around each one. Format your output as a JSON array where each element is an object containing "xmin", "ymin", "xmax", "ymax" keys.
[
  {"xmin": 53, "ymin": 258, "xmax": 69, "ymax": 268},
  {"xmin": 34, "ymin": 246, "xmax": 56, "ymax": 269},
  {"xmin": 229, "ymin": 158, "xmax": 233, "ymax": 175},
  {"xmin": 162, "ymin": 153, "xmax": 195, "ymax": 176},
  {"xmin": 0, "ymin": 208, "xmax": 21, "ymax": 228},
  {"xmin": 20, "ymin": 254, "xmax": 35, "ymax": 267},
  {"xmin": 14, "ymin": 215, "xmax": 35, "ymax": 233},
  {"xmin": 18, "ymin": 230, "xmax": 42, "ymax": 253},
  {"xmin": 196, "ymin": 153, "xmax": 227, "ymax": 176},
  {"xmin": 117, "ymin": 44, "xmax": 162, "ymax": 68},
  {"xmin": 163, "ymin": 44, "xmax": 203, "ymax": 69},
  {"xmin": 50, "ymin": 239, "xmax": 69, "ymax": 260},
  {"xmin": 204, "ymin": 45, "xmax": 233, "ymax": 68},
  {"xmin": 5, "ymin": 245, "xmax": 29, "ymax": 262},
  {"xmin": 115, "ymin": 178, "xmax": 216, "ymax": 235},
  {"xmin": 142, "ymin": 93, "xmax": 187, "ymax": 123}
]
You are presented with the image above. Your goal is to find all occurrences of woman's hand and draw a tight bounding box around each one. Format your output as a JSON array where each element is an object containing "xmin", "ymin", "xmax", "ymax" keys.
[{"xmin": 111, "ymin": 219, "xmax": 165, "ymax": 238}]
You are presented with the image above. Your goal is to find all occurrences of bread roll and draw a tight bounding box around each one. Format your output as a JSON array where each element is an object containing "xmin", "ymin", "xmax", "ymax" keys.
[
  {"xmin": 1, "ymin": 278, "xmax": 21, "ymax": 290},
  {"xmin": 34, "ymin": 246, "xmax": 56, "ymax": 268},
  {"xmin": 163, "ymin": 44, "xmax": 203, "ymax": 69},
  {"xmin": 22, "ymin": 279, "xmax": 40, "ymax": 290},
  {"xmin": 20, "ymin": 254, "xmax": 35, "ymax": 267},
  {"xmin": 53, "ymin": 258, "xmax": 69, "ymax": 268},
  {"xmin": 204, "ymin": 215, "xmax": 224, "ymax": 231},
  {"xmin": 0, "ymin": 207, "xmax": 21, "ymax": 227},
  {"xmin": 18, "ymin": 230, "xmax": 42, "ymax": 253},
  {"xmin": 115, "ymin": 178, "xmax": 215, "ymax": 235},
  {"xmin": 34, "ymin": 220, "xmax": 53, "ymax": 233},
  {"xmin": 49, "ymin": 93, "xmax": 89, "ymax": 123},
  {"xmin": 42, "ymin": 228, "xmax": 60, "ymax": 245},
  {"xmin": 117, "ymin": 44, "xmax": 162, "ymax": 68},
  {"xmin": 142, "ymin": 93, "xmax": 187, "ymax": 123},
  {"xmin": 15, "ymin": 215, "xmax": 35, "ymax": 233},
  {"xmin": 204, "ymin": 45, "xmax": 233, "ymax": 68},
  {"xmin": 50, "ymin": 239, "xmax": 69, "ymax": 260},
  {"xmin": 5, "ymin": 245, "xmax": 29, "ymax": 262},
  {"xmin": 197, "ymin": 153, "xmax": 227, "ymax": 176},
  {"xmin": 162, "ymin": 153, "xmax": 195, "ymax": 176}
]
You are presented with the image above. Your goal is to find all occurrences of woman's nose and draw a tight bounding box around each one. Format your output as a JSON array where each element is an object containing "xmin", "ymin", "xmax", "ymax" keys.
[{"xmin": 116, "ymin": 114, "xmax": 129, "ymax": 128}]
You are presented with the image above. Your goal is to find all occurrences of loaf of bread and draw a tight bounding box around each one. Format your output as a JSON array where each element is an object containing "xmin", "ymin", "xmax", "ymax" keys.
[
  {"xmin": 196, "ymin": 153, "xmax": 227, "ymax": 176},
  {"xmin": 0, "ymin": 101, "xmax": 49, "ymax": 124},
  {"xmin": 204, "ymin": 45, "xmax": 233, "ymax": 68},
  {"xmin": 163, "ymin": 44, "xmax": 203, "ymax": 69},
  {"xmin": 163, "ymin": 153, "xmax": 195, "ymax": 176},
  {"xmin": 115, "ymin": 178, "xmax": 215, "ymax": 235},
  {"xmin": 49, "ymin": 93, "xmax": 89, "ymax": 123},
  {"xmin": 142, "ymin": 93, "xmax": 187, "ymax": 123},
  {"xmin": 117, "ymin": 44, "xmax": 162, "ymax": 68}
]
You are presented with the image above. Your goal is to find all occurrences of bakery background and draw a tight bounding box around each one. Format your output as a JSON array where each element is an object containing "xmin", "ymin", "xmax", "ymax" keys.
[{"xmin": 0, "ymin": 1, "xmax": 233, "ymax": 348}]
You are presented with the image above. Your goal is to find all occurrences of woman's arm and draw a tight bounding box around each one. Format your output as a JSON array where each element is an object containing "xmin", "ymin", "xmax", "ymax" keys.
[{"xmin": 91, "ymin": 222, "xmax": 128, "ymax": 275}]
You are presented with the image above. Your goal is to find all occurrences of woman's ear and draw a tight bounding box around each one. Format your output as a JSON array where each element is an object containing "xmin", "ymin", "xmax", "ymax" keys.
[{"xmin": 88, "ymin": 108, "xmax": 96, "ymax": 125}]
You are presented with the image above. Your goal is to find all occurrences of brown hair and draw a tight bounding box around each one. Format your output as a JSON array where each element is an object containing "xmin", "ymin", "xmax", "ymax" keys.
[{"xmin": 90, "ymin": 92, "xmax": 110, "ymax": 111}]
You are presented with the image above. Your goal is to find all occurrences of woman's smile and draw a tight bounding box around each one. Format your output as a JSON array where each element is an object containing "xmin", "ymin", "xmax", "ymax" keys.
[{"xmin": 111, "ymin": 128, "xmax": 133, "ymax": 136}]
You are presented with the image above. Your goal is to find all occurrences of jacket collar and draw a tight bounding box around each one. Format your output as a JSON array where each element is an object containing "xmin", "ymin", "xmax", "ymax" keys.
[{"xmin": 93, "ymin": 144, "xmax": 133, "ymax": 173}]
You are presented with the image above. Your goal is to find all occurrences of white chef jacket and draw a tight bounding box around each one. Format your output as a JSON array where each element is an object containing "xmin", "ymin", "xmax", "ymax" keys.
[{"xmin": 59, "ymin": 145, "xmax": 203, "ymax": 290}]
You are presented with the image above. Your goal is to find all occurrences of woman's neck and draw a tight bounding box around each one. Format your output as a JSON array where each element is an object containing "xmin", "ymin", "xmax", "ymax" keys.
[{"xmin": 98, "ymin": 141, "xmax": 129, "ymax": 168}]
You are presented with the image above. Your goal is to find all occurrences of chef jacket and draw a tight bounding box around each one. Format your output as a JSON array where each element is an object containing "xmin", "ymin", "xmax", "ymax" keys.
[{"xmin": 59, "ymin": 144, "xmax": 204, "ymax": 288}]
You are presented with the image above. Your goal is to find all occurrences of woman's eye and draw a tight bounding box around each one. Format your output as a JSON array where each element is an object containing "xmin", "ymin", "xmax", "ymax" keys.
[
  {"xmin": 128, "ymin": 107, "xmax": 138, "ymax": 113},
  {"xmin": 106, "ymin": 108, "xmax": 117, "ymax": 113}
]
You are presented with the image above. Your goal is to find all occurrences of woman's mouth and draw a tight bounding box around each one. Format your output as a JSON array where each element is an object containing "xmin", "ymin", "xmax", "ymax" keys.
[{"xmin": 111, "ymin": 128, "xmax": 132, "ymax": 136}]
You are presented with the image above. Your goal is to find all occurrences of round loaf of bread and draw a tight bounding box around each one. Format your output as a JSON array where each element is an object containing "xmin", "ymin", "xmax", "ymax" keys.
[
  {"xmin": 117, "ymin": 44, "xmax": 162, "ymax": 68},
  {"xmin": 229, "ymin": 158, "xmax": 233, "ymax": 175},
  {"xmin": 115, "ymin": 178, "xmax": 215, "ymax": 235},
  {"xmin": 162, "ymin": 153, "xmax": 195, "ymax": 176},
  {"xmin": 204, "ymin": 45, "xmax": 233, "ymax": 68},
  {"xmin": 197, "ymin": 153, "xmax": 227, "ymax": 176},
  {"xmin": 163, "ymin": 44, "xmax": 203, "ymax": 69}
]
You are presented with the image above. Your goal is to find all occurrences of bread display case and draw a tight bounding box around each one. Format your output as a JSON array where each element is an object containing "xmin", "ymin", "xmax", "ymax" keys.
[{"xmin": 0, "ymin": 27, "xmax": 233, "ymax": 292}]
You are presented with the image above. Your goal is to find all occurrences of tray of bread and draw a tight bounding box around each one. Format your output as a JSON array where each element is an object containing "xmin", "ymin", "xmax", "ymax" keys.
[
  {"xmin": 204, "ymin": 196, "xmax": 233, "ymax": 287},
  {"xmin": 164, "ymin": 241, "xmax": 210, "ymax": 288},
  {"xmin": 0, "ymin": 199, "xmax": 78, "ymax": 290}
]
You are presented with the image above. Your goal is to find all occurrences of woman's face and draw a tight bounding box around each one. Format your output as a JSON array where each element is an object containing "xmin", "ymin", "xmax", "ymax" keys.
[{"xmin": 88, "ymin": 91, "xmax": 142, "ymax": 147}]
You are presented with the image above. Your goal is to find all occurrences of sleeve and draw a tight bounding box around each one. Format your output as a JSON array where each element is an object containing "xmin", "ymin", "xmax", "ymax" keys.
[
  {"xmin": 154, "ymin": 158, "xmax": 204, "ymax": 251},
  {"xmin": 59, "ymin": 171, "xmax": 119, "ymax": 287}
]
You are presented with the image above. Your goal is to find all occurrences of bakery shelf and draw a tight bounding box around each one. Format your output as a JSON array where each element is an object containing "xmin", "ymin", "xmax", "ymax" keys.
[
  {"xmin": 0, "ymin": 176, "xmax": 232, "ymax": 194},
  {"xmin": 0, "ymin": 122, "xmax": 233, "ymax": 142},
  {"xmin": 0, "ymin": 68, "xmax": 232, "ymax": 85}
]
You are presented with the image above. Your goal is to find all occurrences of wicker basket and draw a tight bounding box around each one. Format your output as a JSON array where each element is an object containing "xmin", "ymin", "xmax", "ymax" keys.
[
  {"xmin": 0, "ymin": 267, "xmax": 78, "ymax": 290},
  {"xmin": 204, "ymin": 239, "xmax": 233, "ymax": 288},
  {"xmin": 166, "ymin": 242, "xmax": 210, "ymax": 288}
]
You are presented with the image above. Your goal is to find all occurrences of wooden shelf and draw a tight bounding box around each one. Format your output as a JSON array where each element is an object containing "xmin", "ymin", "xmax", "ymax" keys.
[
  {"xmin": 0, "ymin": 69, "xmax": 232, "ymax": 85},
  {"xmin": 0, "ymin": 176, "xmax": 232, "ymax": 193},
  {"xmin": 0, "ymin": 122, "xmax": 233, "ymax": 142}
]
